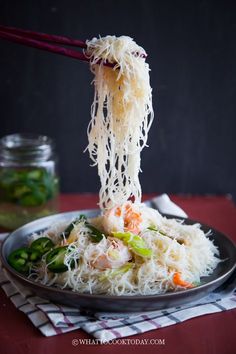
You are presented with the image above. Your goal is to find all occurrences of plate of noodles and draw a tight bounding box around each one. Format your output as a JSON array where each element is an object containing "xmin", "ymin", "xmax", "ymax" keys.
[
  {"xmin": 1, "ymin": 207, "xmax": 236, "ymax": 312},
  {"xmin": 1, "ymin": 35, "xmax": 235, "ymax": 312}
]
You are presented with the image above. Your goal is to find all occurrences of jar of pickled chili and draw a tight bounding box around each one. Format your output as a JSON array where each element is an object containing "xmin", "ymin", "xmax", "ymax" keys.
[{"xmin": 0, "ymin": 134, "xmax": 59, "ymax": 229}]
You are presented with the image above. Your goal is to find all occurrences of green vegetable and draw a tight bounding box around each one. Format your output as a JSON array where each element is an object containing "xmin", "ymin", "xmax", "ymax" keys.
[
  {"xmin": 8, "ymin": 247, "xmax": 41, "ymax": 274},
  {"xmin": 113, "ymin": 232, "xmax": 153, "ymax": 257},
  {"xmin": 147, "ymin": 226, "xmax": 166, "ymax": 236},
  {"xmin": 148, "ymin": 226, "xmax": 185, "ymax": 245},
  {"xmin": 81, "ymin": 215, "xmax": 104, "ymax": 242},
  {"xmin": 61, "ymin": 215, "xmax": 104, "ymax": 242},
  {"xmin": 61, "ymin": 219, "xmax": 79, "ymax": 238},
  {"xmin": 61, "ymin": 215, "xmax": 86, "ymax": 238},
  {"xmin": 30, "ymin": 237, "xmax": 54, "ymax": 255},
  {"xmin": 99, "ymin": 263, "xmax": 133, "ymax": 281},
  {"xmin": 0, "ymin": 168, "xmax": 58, "ymax": 207},
  {"xmin": 86, "ymin": 224, "xmax": 103, "ymax": 242},
  {"xmin": 46, "ymin": 246, "xmax": 75, "ymax": 273}
]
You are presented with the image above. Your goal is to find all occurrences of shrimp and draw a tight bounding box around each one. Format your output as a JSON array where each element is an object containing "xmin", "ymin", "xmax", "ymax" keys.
[
  {"xmin": 102, "ymin": 201, "xmax": 142, "ymax": 235},
  {"xmin": 92, "ymin": 237, "xmax": 132, "ymax": 269}
]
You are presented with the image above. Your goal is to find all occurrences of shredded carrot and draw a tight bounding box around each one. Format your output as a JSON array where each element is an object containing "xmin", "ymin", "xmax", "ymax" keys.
[
  {"xmin": 115, "ymin": 207, "xmax": 122, "ymax": 217},
  {"xmin": 173, "ymin": 272, "xmax": 193, "ymax": 288}
]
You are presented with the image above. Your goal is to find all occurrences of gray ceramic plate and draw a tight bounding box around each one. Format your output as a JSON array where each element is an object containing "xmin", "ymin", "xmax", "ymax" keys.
[{"xmin": 1, "ymin": 210, "xmax": 236, "ymax": 312}]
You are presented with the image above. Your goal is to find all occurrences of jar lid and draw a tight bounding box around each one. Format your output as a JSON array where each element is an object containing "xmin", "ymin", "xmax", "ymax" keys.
[{"xmin": 0, "ymin": 133, "xmax": 54, "ymax": 162}]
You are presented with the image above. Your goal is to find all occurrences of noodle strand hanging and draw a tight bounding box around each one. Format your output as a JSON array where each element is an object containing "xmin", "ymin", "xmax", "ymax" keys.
[{"xmin": 86, "ymin": 36, "xmax": 154, "ymax": 209}]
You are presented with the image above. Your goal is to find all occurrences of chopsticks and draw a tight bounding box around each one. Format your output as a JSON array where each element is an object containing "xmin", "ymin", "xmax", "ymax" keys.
[
  {"xmin": 0, "ymin": 25, "xmax": 90, "ymax": 63},
  {"xmin": 0, "ymin": 25, "xmax": 147, "ymax": 67}
]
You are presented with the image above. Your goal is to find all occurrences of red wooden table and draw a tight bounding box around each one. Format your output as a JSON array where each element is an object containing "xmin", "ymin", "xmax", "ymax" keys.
[{"xmin": 0, "ymin": 194, "xmax": 236, "ymax": 354}]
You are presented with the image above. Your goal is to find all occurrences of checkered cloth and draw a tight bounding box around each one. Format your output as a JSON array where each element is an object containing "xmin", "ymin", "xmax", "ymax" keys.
[{"xmin": 1, "ymin": 195, "xmax": 236, "ymax": 341}]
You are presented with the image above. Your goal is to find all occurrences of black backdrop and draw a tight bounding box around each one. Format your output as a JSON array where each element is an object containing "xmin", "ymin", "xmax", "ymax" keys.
[{"xmin": 0, "ymin": 0, "xmax": 235, "ymax": 198}]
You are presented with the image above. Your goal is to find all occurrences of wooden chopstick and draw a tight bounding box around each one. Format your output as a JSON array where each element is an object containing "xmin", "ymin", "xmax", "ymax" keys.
[
  {"xmin": 0, "ymin": 25, "xmax": 89, "ymax": 63},
  {"xmin": 0, "ymin": 25, "xmax": 145, "ymax": 66},
  {"xmin": 0, "ymin": 29, "xmax": 89, "ymax": 62},
  {"xmin": 0, "ymin": 25, "xmax": 87, "ymax": 48}
]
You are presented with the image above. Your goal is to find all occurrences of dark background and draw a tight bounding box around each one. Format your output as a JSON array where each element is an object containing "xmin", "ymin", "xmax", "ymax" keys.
[{"xmin": 0, "ymin": 0, "xmax": 235, "ymax": 198}]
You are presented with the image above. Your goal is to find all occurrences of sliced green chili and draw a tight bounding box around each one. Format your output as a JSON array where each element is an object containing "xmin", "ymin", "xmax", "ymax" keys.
[
  {"xmin": 0, "ymin": 168, "xmax": 58, "ymax": 207},
  {"xmin": 8, "ymin": 247, "xmax": 41, "ymax": 274},
  {"xmin": 60, "ymin": 215, "xmax": 86, "ymax": 238},
  {"xmin": 86, "ymin": 224, "xmax": 103, "ymax": 242},
  {"xmin": 61, "ymin": 214, "xmax": 104, "ymax": 242},
  {"xmin": 30, "ymin": 237, "xmax": 54, "ymax": 255},
  {"xmin": 46, "ymin": 246, "xmax": 75, "ymax": 273}
]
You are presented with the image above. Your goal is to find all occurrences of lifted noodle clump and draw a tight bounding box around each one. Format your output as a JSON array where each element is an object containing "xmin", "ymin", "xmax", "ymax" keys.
[{"xmin": 86, "ymin": 36, "xmax": 154, "ymax": 209}]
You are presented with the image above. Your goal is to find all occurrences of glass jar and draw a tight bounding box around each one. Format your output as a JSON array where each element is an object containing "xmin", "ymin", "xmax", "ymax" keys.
[{"xmin": 0, "ymin": 133, "xmax": 59, "ymax": 229}]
